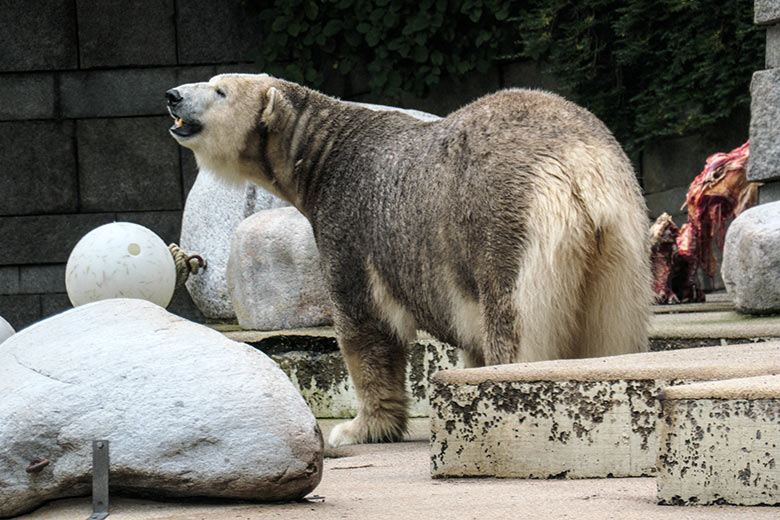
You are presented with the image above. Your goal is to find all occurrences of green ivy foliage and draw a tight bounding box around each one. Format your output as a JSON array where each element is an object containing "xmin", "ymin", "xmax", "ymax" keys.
[
  {"xmin": 244, "ymin": 0, "xmax": 763, "ymax": 153},
  {"xmin": 519, "ymin": 0, "xmax": 764, "ymax": 152},
  {"xmin": 245, "ymin": 0, "xmax": 516, "ymax": 97}
]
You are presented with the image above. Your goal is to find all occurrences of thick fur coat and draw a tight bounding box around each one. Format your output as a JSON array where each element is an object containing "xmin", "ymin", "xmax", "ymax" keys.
[{"xmin": 167, "ymin": 74, "xmax": 652, "ymax": 447}]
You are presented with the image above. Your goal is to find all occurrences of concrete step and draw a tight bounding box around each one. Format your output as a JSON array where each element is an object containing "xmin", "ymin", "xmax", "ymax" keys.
[
  {"xmin": 429, "ymin": 342, "xmax": 780, "ymax": 479},
  {"xmin": 214, "ymin": 301, "xmax": 780, "ymax": 420},
  {"xmin": 657, "ymin": 375, "xmax": 780, "ymax": 506},
  {"xmin": 221, "ymin": 327, "xmax": 461, "ymax": 418}
]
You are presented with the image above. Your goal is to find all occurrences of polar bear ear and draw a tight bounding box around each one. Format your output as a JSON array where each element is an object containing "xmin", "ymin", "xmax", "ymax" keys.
[{"xmin": 261, "ymin": 87, "xmax": 292, "ymax": 132}]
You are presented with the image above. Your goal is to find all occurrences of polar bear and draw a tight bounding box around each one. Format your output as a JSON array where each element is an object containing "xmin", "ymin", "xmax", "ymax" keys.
[{"xmin": 166, "ymin": 74, "xmax": 652, "ymax": 447}]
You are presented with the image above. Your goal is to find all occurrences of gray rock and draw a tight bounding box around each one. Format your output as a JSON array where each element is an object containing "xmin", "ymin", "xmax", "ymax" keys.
[
  {"xmin": 227, "ymin": 207, "xmax": 333, "ymax": 330},
  {"xmin": 722, "ymin": 201, "xmax": 780, "ymax": 313},
  {"xmin": 179, "ymin": 170, "xmax": 288, "ymax": 320},
  {"xmin": 0, "ymin": 299, "xmax": 323, "ymax": 517}
]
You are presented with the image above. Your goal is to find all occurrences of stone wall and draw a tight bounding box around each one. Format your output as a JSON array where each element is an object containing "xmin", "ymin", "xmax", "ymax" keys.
[
  {"xmin": 750, "ymin": 0, "xmax": 780, "ymax": 202},
  {"xmin": 0, "ymin": 0, "xmax": 263, "ymax": 329},
  {"xmin": 0, "ymin": 0, "xmax": 754, "ymax": 330}
]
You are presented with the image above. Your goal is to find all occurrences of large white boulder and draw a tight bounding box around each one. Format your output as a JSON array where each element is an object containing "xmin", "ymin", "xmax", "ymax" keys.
[
  {"xmin": 722, "ymin": 201, "xmax": 780, "ymax": 313},
  {"xmin": 227, "ymin": 207, "xmax": 333, "ymax": 330},
  {"xmin": 180, "ymin": 171, "xmax": 288, "ymax": 319},
  {"xmin": 0, "ymin": 299, "xmax": 323, "ymax": 517}
]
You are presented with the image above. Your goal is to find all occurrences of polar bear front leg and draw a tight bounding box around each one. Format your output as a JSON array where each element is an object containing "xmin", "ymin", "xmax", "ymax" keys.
[{"xmin": 328, "ymin": 318, "xmax": 409, "ymax": 447}]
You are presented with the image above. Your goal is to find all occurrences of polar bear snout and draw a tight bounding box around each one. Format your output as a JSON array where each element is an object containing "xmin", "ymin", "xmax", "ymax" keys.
[
  {"xmin": 166, "ymin": 88, "xmax": 183, "ymax": 107},
  {"xmin": 166, "ymin": 86, "xmax": 204, "ymax": 140}
]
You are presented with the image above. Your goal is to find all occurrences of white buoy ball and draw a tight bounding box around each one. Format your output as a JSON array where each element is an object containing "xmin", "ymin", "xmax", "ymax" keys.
[
  {"xmin": 66, "ymin": 222, "xmax": 176, "ymax": 308},
  {"xmin": 0, "ymin": 315, "xmax": 14, "ymax": 344}
]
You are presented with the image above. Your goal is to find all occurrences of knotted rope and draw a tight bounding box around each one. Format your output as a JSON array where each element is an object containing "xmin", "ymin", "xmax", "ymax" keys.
[{"xmin": 168, "ymin": 243, "xmax": 206, "ymax": 290}]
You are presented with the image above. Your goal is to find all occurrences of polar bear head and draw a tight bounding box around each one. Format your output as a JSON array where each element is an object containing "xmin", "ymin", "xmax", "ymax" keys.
[{"xmin": 166, "ymin": 73, "xmax": 297, "ymax": 199}]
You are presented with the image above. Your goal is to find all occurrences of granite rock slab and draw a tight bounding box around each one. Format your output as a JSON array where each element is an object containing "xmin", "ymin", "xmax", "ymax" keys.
[
  {"xmin": 722, "ymin": 201, "xmax": 780, "ymax": 313},
  {"xmin": 0, "ymin": 299, "xmax": 322, "ymax": 517},
  {"xmin": 227, "ymin": 207, "xmax": 333, "ymax": 330},
  {"xmin": 179, "ymin": 170, "xmax": 288, "ymax": 319}
]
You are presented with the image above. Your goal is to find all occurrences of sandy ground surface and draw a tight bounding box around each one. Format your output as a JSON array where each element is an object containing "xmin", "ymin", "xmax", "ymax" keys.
[{"xmin": 14, "ymin": 419, "xmax": 779, "ymax": 520}]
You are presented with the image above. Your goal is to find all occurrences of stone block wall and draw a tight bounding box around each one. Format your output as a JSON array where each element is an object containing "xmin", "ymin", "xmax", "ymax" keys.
[
  {"xmin": 0, "ymin": 0, "xmax": 263, "ymax": 330},
  {"xmin": 750, "ymin": 0, "xmax": 780, "ymax": 202},
  {"xmin": 0, "ymin": 0, "xmax": 755, "ymax": 330}
]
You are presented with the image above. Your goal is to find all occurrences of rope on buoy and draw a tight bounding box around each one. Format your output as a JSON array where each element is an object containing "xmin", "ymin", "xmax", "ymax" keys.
[{"xmin": 168, "ymin": 243, "xmax": 206, "ymax": 290}]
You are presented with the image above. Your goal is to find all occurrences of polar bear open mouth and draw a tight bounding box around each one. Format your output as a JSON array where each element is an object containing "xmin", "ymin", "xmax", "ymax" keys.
[{"xmin": 168, "ymin": 112, "xmax": 202, "ymax": 138}]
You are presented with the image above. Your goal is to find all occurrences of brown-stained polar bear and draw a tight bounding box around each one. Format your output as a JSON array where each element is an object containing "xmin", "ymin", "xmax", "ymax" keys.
[{"xmin": 166, "ymin": 74, "xmax": 652, "ymax": 447}]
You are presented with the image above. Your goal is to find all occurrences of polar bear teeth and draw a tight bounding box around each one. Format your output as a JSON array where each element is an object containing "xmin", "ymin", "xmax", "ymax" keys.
[{"xmin": 174, "ymin": 117, "xmax": 184, "ymax": 128}]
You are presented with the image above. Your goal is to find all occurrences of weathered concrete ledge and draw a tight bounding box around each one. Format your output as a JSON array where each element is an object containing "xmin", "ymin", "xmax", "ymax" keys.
[
  {"xmin": 657, "ymin": 375, "xmax": 780, "ymax": 506},
  {"xmin": 221, "ymin": 327, "xmax": 461, "ymax": 418},
  {"xmin": 429, "ymin": 343, "xmax": 780, "ymax": 479}
]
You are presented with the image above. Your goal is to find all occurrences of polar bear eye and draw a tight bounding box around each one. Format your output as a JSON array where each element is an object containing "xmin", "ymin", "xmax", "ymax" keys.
[{"xmin": 215, "ymin": 87, "xmax": 227, "ymax": 98}]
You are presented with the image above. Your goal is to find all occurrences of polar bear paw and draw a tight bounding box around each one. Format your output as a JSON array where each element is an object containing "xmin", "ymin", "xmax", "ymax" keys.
[{"xmin": 328, "ymin": 419, "xmax": 361, "ymax": 447}]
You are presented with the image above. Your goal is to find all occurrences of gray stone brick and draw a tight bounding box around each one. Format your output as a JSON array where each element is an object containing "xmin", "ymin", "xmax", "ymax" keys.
[
  {"xmin": 77, "ymin": 0, "xmax": 176, "ymax": 68},
  {"xmin": 0, "ymin": 213, "xmax": 115, "ymax": 265},
  {"xmin": 167, "ymin": 288, "xmax": 205, "ymax": 323},
  {"xmin": 61, "ymin": 68, "xmax": 177, "ymax": 118},
  {"xmin": 0, "ymin": 295, "xmax": 41, "ymax": 331},
  {"xmin": 0, "ymin": 267, "xmax": 19, "ymax": 295},
  {"xmin": 767, "ymin": 25, "xmax": 780, "ymax": 69},
  {"xmin": 0, "ymin": 121, "xmax": 78, "ymax": 216},
  {"xmin": 176, "ymin": 66, "xmax": 218, "ymax": 85},
  {"xmin": 644, "ymin": 186, "xmax": 689, "ymax": 223},
  {"xmin": 755, "ymin": 0, "xmax": 780, "ymax": 25},
  {"xmin": 177, "ymin": 0, "xmax": 260, "ymax": 64},
  {"xmin": 749, "ymin": 69, "xmax": 780, "ymax": 182},
  {"xmin": 643, "ymin": 108, "xmax": 750, "ymax": 194},
  {"xmin": 41, "ymin": 293, "xmax": 72, "ymax": 321},
  {"xmin": 181, "ymin": 148, "xmax": 199, "ymax": 200},
  {"xmin": 77, "ymin": 117, "xmax": 182, "ymax": 212},
  {"xmin": 0, "ymin": 73, "xmax": 56, "ymax": 121},
  {"xmin": 758, "ymin": 181, "xmax": 780, "ymax": 204},
  {"xmin": 20, "ymin": 264, "xmax": 66, "ymax": 294},
  {"xmin": 115, "ymin": 210, "xmax": 183, "ymax": 246},
  {"xmin": 0, "ymin": 0, "xmax": 77, "ymax": 71}
]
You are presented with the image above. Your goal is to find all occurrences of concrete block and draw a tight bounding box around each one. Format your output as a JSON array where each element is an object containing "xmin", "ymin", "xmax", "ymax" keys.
[
  {"xmin": 756, "ymin": 0, "xmax": 780, "ymax": 25},
  {"xmin": 657, "ymin": 375, "xmax": 780, "ymax": 506},
  {"xmin": 0, "ymin": 213, "xmax": 115, "ymax": 265},
  {"xmin": 76, "ymin": 0, "xmax": 176, "ymax": 68},
  {"xmin": 749, "ymin": 69, "xmax": 780, "ymax": 182},
  {"xmin": 0, "ymin": 121, "xmax": 78, "ymax": 216},
  {"xmin": 0, "ymin": 0, "xmax": 77, "ymax": 71},
  {"xmin": 0, "ymin": 295, "xmax": 40, "ymax": 331},
  {"xmin": 0, "ymin": 267, "xmax": 19, "ymax": 295},
  {"xmin": 61, "ymin": 68, "xmax": 177, "ymax": 118},
  {"xmin": 223, "ymin": 329, "xmax": 462, "ymax": 418},
  {"xmin": 767, "ymin": 25, "xmax": 780, "ymax": 69},
  {"xmin": 77, "ymin": 117, "xmax": 182, "ymax": 212},
  {"xmin": 19, "ymin": 264, "xmax": 66, "ymax": 294},
  {"xmin": 176, "ymin": 0, "xmax": 259, "ymax": 64},
  {"xmin": 430, "ymin": 342, "xmax": 780, "ymax": 479},
  {"xmin": 0, "ymin": 73, "xmax": 56, "ymax": 121}
]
